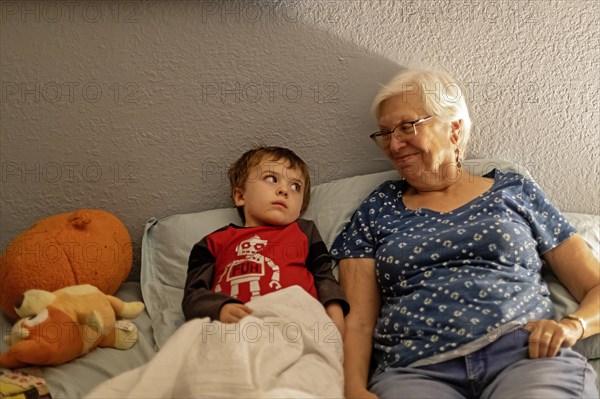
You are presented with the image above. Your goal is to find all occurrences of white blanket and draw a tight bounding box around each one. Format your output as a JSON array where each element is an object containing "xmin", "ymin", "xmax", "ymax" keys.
[{"xmin": 86, "ymin": 286, "xmax": 344, "ymax": 398}]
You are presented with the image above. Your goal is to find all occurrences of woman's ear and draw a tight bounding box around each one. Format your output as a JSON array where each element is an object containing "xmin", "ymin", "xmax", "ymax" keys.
[
  {"xmin": 450, "ymin": 119, "xmax": 463, "ymax": 144},
  {"xmin": 232, "ymin": 188, "xmax": 245, "ymax": 207}
]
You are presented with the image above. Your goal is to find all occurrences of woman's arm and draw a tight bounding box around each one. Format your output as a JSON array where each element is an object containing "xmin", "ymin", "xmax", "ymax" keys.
[
  {"xmin": 527, "ymin": 234, "xmax": 600, "ymax": 358},
  {"xmin": 339, "ymin": 258, "xmax": 381, "ymax": 399}
]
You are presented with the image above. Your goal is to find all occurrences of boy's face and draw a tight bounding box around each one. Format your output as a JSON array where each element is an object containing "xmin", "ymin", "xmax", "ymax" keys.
[{"xmin": 233, "ymin": 157, "xmax": 305, "ymax": 227}]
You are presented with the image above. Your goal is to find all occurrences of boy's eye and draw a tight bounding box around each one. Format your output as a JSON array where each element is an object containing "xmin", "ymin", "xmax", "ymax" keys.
[
  {"xmin": 290, "ymin": 182, "xmax": 302, "ymax": 192},
  {"xmin": 264, "ymin": 175, "xmax": 277, "ymax": 183}
]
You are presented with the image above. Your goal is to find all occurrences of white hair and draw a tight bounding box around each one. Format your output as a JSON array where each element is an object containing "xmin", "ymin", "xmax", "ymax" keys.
[{"xmin": 371, "ymin": 69, "xmax": 472, "ymax": 153}]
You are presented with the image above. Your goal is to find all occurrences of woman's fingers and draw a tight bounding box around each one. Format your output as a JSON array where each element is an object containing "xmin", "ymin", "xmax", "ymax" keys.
[{"xmin": 526, "ymin": 319, "xmax": 569, "ymax": 358}]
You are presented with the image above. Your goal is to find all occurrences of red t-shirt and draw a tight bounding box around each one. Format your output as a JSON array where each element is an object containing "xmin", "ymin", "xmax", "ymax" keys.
[{"xmin": 205, "ymin": 224, "xmax": 317, "ymax": 303}]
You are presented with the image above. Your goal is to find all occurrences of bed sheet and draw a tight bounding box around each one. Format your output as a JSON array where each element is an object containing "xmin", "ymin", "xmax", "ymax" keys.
[{"xmin": 86, "ymin": 286, "xmax": 344, "ymax": 399}]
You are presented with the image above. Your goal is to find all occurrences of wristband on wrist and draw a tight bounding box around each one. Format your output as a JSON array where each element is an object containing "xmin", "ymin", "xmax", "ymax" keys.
[{"xmin": 562, "ymin": 314, "xmax": 587, "ymax": 339}]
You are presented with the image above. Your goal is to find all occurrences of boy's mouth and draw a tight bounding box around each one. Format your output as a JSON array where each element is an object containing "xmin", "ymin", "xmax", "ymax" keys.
[{"xmin": 272, "ymin": 201, "xmax": 287, "ymax": 209}]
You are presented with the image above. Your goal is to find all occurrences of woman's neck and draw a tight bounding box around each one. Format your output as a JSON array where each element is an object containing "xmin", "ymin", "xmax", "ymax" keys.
[
  {"xmin": 402, "ymin": 170, "xmax": 494, "ymax": 213},
  {"xmin": 404, "ymin": 165, "xmax": 465, "ymax": 194}
]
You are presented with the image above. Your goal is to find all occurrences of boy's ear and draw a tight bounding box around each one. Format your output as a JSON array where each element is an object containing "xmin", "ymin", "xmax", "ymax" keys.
[{"xmin": 232, "ymin": 187, "xmax": 245, "ymax": 207}]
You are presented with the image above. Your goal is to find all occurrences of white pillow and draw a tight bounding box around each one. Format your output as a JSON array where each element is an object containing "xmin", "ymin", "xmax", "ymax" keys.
[
  {"xmin": 140, "ymin": 159, "xmax": 599, "ymax": 355},
  {"xmin": 141, "ymin": 208, "xmax": 242, "ymax": 348}
]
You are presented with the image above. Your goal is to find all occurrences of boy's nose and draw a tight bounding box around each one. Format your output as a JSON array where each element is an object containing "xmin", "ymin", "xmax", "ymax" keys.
[{"xmin": 276, "ymin": 187, "xmax": 288, "ymax": 197}]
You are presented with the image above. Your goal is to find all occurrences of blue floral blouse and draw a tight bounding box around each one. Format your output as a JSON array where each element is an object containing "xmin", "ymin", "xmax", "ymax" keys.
[{"xmin": 331, "ymin": 170, "xmax": 576, "ymax": 370}]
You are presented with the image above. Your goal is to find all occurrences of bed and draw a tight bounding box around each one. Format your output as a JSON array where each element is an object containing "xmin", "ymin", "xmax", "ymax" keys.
[{"xmin": 1, "ymin": 159, "xmax": 598, "ymax": 398}]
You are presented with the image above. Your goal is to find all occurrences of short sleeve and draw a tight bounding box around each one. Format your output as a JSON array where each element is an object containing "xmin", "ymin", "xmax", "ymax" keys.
[
  {"xmin": 330, "ymin": 182, "xmax": 397, "ymax": 259},
  {"xmin": 519, "ymin": 176, "xmax": 577, "ymax": 254}
]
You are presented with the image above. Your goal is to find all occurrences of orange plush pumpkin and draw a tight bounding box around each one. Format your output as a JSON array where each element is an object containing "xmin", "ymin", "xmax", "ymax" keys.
[{"xmin": 0, "ymin": 210, "xmax": 132, "ymax": 320}]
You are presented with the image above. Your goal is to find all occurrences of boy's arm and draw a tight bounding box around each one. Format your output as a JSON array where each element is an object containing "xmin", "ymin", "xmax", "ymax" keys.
[
  {"xmin": 182, "ymin": 238, "xmax": 242, "ymax": 321},
  {"xmin": 298, "ymin": 219, "xmax": 350, "ymax": 316},
  {"xmin": 312, "ymin": 258, "xmax": 350, "ymax": 316},
  {"xmin": 325, "ymin": 301, "xmax": 345, "ymax": 338},
  {"xmin": 313, "ymin": 256, "xmax": 348, "ymax": 337}
]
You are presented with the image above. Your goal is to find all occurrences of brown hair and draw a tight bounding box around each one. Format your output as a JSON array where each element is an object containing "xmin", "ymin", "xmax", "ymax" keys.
[{"xmin": 227, "ymin": 146, "xmax": 311, "ymax": 221}]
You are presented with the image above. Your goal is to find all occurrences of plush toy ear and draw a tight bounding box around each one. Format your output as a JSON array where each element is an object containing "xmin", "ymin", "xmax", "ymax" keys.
[
  {"xmin": 3, "ymin": 323, "xmax": 29, "ymax": 346},
  {"xmin": 105, "ymin": 295, "xmax": 145, "ymax": 319},
  {"xmin": 15, "ymin": 290, "xmax": 56, "ymax": 318}
]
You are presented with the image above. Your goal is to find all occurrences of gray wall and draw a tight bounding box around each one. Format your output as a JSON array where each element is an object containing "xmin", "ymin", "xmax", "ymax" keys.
[{"xmin": 1, "ymin": 0, "xmax": 598, "ymax": 279}]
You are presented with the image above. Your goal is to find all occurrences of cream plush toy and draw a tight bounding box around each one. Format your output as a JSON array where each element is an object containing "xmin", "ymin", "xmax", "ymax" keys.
[{"xmin": 0, "ymin": 284, "xmax": 144, "ymax": 368}]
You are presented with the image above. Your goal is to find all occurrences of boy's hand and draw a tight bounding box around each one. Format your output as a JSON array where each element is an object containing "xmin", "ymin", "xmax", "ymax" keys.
[
  {"xmin": 219, "ymin": 303, "xmax": 252, "ymax": 323},
  {"xmin": 325, "ymin": 302, "xmax": 345, "ymax": 339}
]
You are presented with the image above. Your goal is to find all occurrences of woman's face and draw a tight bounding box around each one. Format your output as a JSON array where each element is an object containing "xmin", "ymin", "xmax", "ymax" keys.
[{"xmin": 378, "ymin": 92, "xmax": 459, "ymax": 181}]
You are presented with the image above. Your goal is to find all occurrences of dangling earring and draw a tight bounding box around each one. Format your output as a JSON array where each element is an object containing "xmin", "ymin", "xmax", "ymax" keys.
[{"xmin": 455, "ymin": 147, "xmax": 463, "ymax": 169}]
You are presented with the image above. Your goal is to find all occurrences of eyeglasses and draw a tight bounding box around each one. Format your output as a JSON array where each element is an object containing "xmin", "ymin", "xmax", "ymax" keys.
[{"xmin": 370, "ymin": 116, "xmax": 434, "ymax": 148}]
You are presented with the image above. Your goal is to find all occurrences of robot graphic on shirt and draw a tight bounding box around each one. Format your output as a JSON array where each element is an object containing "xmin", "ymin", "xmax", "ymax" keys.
[{"xmin": 214, "ymin": 235, "xmax": 281, "ymax": 298}]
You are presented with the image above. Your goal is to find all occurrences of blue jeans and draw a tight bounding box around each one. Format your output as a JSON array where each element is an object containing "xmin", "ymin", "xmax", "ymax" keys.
[{"xmin": 369, "ymin": 328, "xmax": 598, "ymax": 399}]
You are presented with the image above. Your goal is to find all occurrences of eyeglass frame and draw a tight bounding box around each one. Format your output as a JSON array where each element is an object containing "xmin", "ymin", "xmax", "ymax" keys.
[{"xmin": 369, "ymin": 116, "xmax": 434, "ymax": 147}]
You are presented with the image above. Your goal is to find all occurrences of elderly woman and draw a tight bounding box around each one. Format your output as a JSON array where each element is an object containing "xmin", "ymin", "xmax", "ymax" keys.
[{"xmin": 332, "ymin": 69, "xmax": 599, "ymax": 398}]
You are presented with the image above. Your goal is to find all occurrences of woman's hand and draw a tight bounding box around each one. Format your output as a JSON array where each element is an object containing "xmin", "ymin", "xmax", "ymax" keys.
[
  {"xmin": 219, "ymin": 303, "xmax": 252, "ymax": 323},
  {"xmin": 525, "ymin": 318, "xmax": 583, "ymax": 358},
  {"xmin": 325, "ymin": 302, "xmax": 345, "ymax": 339},
  {"xmin": 345, "ymin": 387, "xmax": 379, "ymax": 399}
]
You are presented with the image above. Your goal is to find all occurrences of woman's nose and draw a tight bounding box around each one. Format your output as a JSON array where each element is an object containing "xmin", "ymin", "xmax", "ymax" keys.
[{"xmin": 388, "ymin": 133, "xmax": 408, "ymax": 152}]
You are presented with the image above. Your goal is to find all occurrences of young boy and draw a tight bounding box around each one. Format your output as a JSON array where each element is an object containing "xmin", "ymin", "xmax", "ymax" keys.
[{"xmin": 182, "ymin": 146, "xmax": 348, "ymax": 335}]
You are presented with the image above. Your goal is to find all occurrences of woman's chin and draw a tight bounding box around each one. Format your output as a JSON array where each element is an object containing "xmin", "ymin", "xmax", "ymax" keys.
[{"xmin": 395, "ymin": 161, "xmax": 421, "ymax": 176}]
